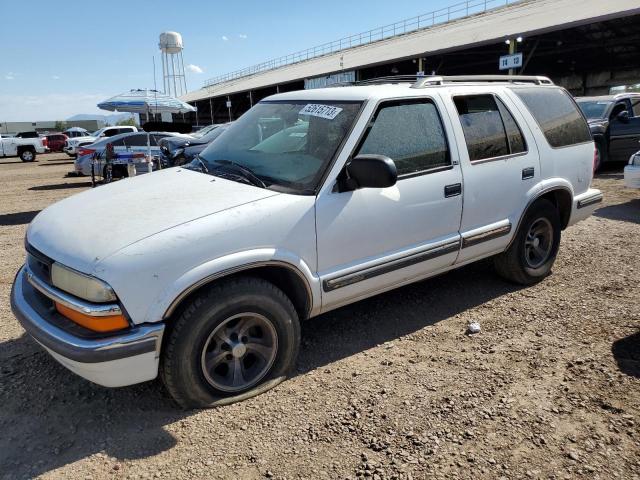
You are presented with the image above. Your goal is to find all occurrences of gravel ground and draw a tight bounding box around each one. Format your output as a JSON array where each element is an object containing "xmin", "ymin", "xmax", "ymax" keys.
[{"xmin": 0, "ymin": 153, "xmax": 638, "ymax": 480}]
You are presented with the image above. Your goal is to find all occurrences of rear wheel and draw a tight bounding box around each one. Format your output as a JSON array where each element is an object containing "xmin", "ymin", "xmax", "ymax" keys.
[
  {"xmin": 19, "ymin": 149, "xmax": 35, "ymax": 162},
  {"xmin": 494, "ymin": 199, "xmax": 561, "ymax": 285},
  {"xmin": 161, "ymin": 277, "xmax": 300, "ymax": 408}
]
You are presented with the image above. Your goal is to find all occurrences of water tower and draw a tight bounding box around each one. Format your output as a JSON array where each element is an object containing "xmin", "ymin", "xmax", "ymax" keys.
[{"xmin": 159, "ymin": 31, "xmax": 188, "ymax": 97}]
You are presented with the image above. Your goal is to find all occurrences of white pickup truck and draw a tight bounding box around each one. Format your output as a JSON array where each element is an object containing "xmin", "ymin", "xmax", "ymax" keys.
[{"xmin": 0, "ymin": 133, "xmax": 46, "ymax": 161}]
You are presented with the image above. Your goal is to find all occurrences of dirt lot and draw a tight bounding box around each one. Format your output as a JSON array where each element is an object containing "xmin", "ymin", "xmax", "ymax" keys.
[{"xmin": 0, "ymin": 153, "xmax": 638, "ymax": 480}]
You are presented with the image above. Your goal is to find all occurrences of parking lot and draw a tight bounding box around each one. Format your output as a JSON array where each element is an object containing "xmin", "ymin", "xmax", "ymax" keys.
[{"xmin": 0, "ymin": 153, "xmax": 638, "ymax": 479}]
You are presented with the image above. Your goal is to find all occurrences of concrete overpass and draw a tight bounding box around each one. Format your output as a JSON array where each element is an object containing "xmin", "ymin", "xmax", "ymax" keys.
[{"xmin": 180, "ymin": 0, "xmax": 640, "ymax": 125}]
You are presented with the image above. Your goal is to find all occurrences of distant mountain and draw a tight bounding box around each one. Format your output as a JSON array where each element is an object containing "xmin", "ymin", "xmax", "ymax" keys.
[{"xmin": 67, "ymin": 113, "xmax": 136, "ymax": 125}]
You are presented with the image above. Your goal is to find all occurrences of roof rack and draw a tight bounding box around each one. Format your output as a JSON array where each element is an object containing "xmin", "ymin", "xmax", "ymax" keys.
[
  {"xmin": 356, "ymin": 75, "xmax": 423, "ymax": 86},
  {"xmin": 411, "ymin": 75, "xmax": 554, "ymax": 88},
  {"xmin": 350, "ymin": 74, "xmax": 554, "ymax": 88}
]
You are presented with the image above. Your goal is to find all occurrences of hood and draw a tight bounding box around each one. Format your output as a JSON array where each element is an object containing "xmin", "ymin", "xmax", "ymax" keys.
[
  {"xmin": 27, "ymin": 168, "xmax": 280, "ymax": 274},
  {"xmin": 160, "ymin": 135, "xmax": 202, "ymax": 150},
  {"xmin": 70, "ymin": 135, "xmax": 97, "ymax": 144},
  {"xmin": 183, "ymin": 143, "xmax": 208, "ymax": 160}
]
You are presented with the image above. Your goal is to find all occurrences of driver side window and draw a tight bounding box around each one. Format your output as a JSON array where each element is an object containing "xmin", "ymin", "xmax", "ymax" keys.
[
  {"xmin": 356, "ymin": 99, "xmax": 451, "ymax": 177},
  {"xmin": 611, "ymin": 101, "xmax": 630, "ymax": 120}
]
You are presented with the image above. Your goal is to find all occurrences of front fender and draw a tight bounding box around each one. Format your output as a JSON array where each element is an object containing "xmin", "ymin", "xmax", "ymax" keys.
[{"xmin": 149, "ymin": 248, "xmax": 321, "ymax": 324}]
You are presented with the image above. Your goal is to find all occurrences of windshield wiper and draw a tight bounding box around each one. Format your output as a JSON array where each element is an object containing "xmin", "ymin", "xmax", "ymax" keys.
[
  {"xmin": 183, "ymin": 155, "xmax": 209, "ymax": 173},
  {"xmin": 212, "ymin": 160, "xmax": 266, "ymax": 188}
]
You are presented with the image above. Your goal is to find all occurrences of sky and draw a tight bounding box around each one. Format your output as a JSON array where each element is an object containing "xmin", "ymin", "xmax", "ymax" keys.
[{"xmin": 0, "ymin": 0, "xmax": 458, "ymax": 121}]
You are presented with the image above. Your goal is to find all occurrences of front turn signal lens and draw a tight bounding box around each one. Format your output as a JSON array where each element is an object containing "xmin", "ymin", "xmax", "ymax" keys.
[{"xmin": 55, "ymin": 303, "xmax": 129, "ymax": 333}]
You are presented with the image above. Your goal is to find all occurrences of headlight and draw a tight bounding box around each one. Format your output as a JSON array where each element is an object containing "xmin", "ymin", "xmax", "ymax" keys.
[
  {"xmin": 172, "ymin": 148, "xmax": 185, "ymax": 158},
  {"xmin": 51, "ymin": 262, "xmax": 117, "ymax": 303},
  {"xmin": 631, "ymin": 154, "xmax": 640, "ymax": 166}
]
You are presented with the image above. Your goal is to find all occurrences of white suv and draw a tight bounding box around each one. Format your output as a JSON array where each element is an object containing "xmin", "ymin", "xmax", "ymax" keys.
[{"xmin": 11, "ymin": 76, "xmax": 602, "ymax": 408}]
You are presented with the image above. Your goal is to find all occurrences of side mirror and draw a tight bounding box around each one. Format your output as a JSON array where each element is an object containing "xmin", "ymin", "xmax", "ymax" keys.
[
  {"xmin": 616, "ymin": 110, "xmax": 630, "ymax": 123},
  {"xmin": 338, "ymin": 154, "xmax": 397, "ymax": 192}
]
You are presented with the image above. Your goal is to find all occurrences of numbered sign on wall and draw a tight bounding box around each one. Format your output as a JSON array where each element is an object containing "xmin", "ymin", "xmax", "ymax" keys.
[{"xmin": 499, "ymin": 53, "xmax": 524, "ymax": 71}]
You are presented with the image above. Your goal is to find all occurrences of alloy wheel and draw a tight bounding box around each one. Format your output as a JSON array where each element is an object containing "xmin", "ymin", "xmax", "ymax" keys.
[
  {"xmin": 200, "ymin": 313, "xmax": 278, "ymax": 393},
  {"xmin": 524, "ymin": 217, "xmax": 553, "ymax": 269}
]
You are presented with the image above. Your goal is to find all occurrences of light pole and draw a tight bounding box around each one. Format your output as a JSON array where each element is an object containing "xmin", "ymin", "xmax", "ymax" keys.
[{"xmin": 505, "ymin": 36, "xmax": 523, "ymax": 75}]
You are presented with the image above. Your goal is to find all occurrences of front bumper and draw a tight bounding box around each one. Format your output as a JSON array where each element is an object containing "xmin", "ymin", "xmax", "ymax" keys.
[
  {"xmin": 624, "ymin": 165, "xmax": 640, "ymax": 189},
  {"xmin": 10, "ymin": 265, "xmax": 164, "ymax": 387},
  {"xmin": 568, "ymin": 188, "xmax": 603, "ymax": 226}
]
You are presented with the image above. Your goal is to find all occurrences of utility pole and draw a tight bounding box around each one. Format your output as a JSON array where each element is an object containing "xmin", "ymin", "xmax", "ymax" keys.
[
  {"xmin": 505, "ymin": 37, "xmax": 523, "ymax": 75},
  {"xmin": 508, "ymin": 38, "xmax": 516, "ymax": 76}
]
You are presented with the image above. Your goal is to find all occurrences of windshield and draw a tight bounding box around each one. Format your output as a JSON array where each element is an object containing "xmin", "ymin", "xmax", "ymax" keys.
[
  {"xmin": 191, "ymin": 124, "xmax": 219, "ymax": 139},
  {"xmin": 577, "ymin": 100, "xmax": 613, "ymax": 120},
  {"xmin": 196, "ymin": 101, "xmax": 362, "ymax": 193}
]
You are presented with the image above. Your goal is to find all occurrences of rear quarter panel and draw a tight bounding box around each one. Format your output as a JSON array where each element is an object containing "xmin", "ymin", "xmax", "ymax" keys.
[{"xmin": 504, "ymin": 88, "xmax": 594, "ymax": 197}]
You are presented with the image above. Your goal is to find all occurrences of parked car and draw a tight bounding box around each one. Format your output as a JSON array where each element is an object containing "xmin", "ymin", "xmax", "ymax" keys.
[
  {"xmin": 11, "ymin": 75, "xmax": 602, "ymax": 408},
  {"xmin": 624, "ymin": 151, "xmax": 640, "ymax": 188},
  {"xmin": 159, "ymin": 123, "xmax": 230, "ymax": 166},
  {"xmin": 63, "ymin": 125, "xmax": 138, "ymax": 157},
  {"xmin": 178, "ymin": 123, "xmax": 230, "ymax": 166},
  {"xmin": 45, "ymin": 133, "xmax": 68, "ymax": 153},
  {"xmin": 0, "ymin": 133, "xmax": 46, "ymax": 161},
  {"xmin": 575, "ymin": 93, "xmax": 640, "ymax": 171},
  {"xmin": 73, "ymin": 131, "xmax": 186, "ymax": 178},
  {"xmin": 64, "ymin": 127, "xmax": 91, "ymax": 138}
]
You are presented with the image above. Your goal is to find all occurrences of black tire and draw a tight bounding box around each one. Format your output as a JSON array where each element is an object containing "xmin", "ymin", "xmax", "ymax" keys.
[
  {"xmin": 19, "ymin": 148, "xmax": 36, "ymax": 162},
  {"xmin": 494, "ymin": 199, "xmax": 561, "ymax": 285},
  {"xmin": 161, "ymin": 276, "xmax": 300, "ymax": 408}
]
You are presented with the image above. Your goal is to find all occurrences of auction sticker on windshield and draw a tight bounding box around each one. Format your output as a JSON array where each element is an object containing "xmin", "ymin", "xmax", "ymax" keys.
[{"xmin": 299, "ymin": 104, "xmax": 343, "ymax": 120}]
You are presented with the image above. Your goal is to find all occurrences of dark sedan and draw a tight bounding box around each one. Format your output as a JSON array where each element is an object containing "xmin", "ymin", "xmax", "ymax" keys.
[{"xmin": 159, "ymin": 123, "xmax": 229, "ymax": 167}]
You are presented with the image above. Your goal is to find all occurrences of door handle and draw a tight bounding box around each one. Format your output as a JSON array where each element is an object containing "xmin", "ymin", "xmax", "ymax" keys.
[
  {"xmin": 522, "ymin": 167, "xmax": 535, "ymax": 180},
  {"xmin": 444, "ymin": 183, "xmax": 462, "ymax": 198}
]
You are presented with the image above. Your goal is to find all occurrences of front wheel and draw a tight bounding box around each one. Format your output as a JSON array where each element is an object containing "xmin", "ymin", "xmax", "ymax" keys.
[
  {"xmin": 494, "ymin": 199, "xmax": 561, "ymax": 285},
  {"xmin": 161, "ymin": 277, "xmax": 300, "ymax": 408}
]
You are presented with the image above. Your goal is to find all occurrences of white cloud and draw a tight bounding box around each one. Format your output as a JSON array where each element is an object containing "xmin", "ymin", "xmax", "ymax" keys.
[
  {"xmin": 238, "ymin": 34, "xmax": 247, "ymax": 39},
  {"xmin": 0, "ymin": 93, "xmax": 106, "ymax": 121},
  {"xmin": 52, "ymin": 75, "xmax": 60, "ymax": 80},
  {"xmin": 5, "ymin": 72, "xmax": 15, "ymax": 80},
  {"xmin": 221, "ymin": 35, "xmax": 229, "ymax": 41},
  {"xmin": 186, "ymin": 64, "xmax": 203, "ymax": 74}
]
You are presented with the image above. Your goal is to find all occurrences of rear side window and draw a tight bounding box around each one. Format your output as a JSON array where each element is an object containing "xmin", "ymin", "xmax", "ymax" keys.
[
  {"xmin": 123, "ymin": 134, "xmax": 150, "ymax": 147},
  {"xmin": 356, "ymin": 99, "xmax": 450, "ymax": 176},
  {"xmin": 513, "ymin": 87, "xmax": 591, "ymax": 148},
  {"xmin": 454, "ymin": 94, "xmax": 526, "ymax": 161}
]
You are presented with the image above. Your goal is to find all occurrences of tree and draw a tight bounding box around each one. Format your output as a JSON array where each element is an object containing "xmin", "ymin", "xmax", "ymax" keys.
[
  {"xmin": 54, "ymin": 120, "xmax": 67, "ymax": 131},
  {"xmin": 116, "ymin": 116, "xmax": 137, "ymax": 127}
]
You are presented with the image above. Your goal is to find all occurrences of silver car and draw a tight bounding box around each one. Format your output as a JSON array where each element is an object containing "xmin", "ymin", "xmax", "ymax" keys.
[{"xmin": 74, "ymin": 131, "xmax": 185, "ymax": 177}]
